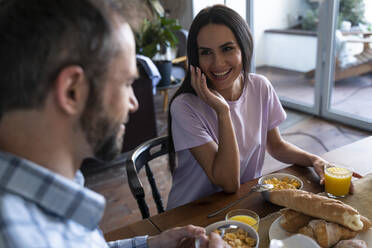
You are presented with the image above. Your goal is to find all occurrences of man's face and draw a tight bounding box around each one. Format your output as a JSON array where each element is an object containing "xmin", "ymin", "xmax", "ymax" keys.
[{"xmin": 81, "ymin": 23, "xmax": 138, "ymax": 162}]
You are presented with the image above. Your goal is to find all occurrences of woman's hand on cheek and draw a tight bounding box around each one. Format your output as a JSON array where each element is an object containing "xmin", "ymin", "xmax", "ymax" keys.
[{"xmin": 190, "ymin": 65, "xmax": 229, "ymax": 115}]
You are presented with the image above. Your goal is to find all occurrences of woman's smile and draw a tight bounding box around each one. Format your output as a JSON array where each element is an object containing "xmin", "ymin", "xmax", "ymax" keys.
[{"xmin": 211, "ymin": 68, "xmax": 232, "ymax": 80}]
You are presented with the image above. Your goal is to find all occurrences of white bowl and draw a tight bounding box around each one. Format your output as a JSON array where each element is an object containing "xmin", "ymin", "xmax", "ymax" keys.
[
  {"xmin": 205, "ymin": 220, "xmax": 259, "ymax": 248},
  {"xmin": 270, "ymin": 234, "xmax": 320, "ymax": 248},
  {"xmin": 258, "ymin": 173, "xmax": 303, "ymax": 201}
]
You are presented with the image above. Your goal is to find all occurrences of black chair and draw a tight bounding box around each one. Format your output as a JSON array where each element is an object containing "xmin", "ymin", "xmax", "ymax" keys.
[
  {"xmin": 122, "ymin": 59, "xmax": 158, "ymax": 153},
  {"xmin": 80, "ymin": 152, "xmax": 131, "ymax": 176},
  {"xmin": 125, "ymin": 135, "xmax": 169, "ymax": 219}
]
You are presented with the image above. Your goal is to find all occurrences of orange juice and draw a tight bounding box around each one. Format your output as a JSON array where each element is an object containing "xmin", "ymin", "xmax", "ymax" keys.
[
  {"xmin": 229, "ymin": 215, "xmax": 258, "ymax": 231},
  {"xmin": 324, "ymin": 166, "xmax": 352, "ymax": 197}
]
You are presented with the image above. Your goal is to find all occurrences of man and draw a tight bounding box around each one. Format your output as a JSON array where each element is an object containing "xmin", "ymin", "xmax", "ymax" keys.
[{"xmin": 0, "ymin": 0, "xmax": 225, "ymax": 247}]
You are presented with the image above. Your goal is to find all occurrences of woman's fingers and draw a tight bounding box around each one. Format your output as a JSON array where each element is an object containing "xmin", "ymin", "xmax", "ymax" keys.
[
  {"xmin": 190, "ymin": 66, "xmax": 203, "ymax": 96},
  {"xmin": 352, "ymin": 171, "xmax": 363, "ymax": 178},
  {"xmin": 199, "ymin": 72, "xmax": 210, "ymax": 99},
  {"xmin": 349, "ymin": 172, "xmax": 362, "ymax": 194},
  {"xmin": 191, "ymin": 66, "xmax": 208, "ymax": 100},
  {"xmin": 190, "ymin": 65, "xmax": 197, "ymax": 91},
  {"xmin": 349, "ymin": 181, "xmax": 355, "ymax": 194},
  {"xmin": 312, "ymin": 160, "xmax": 325, "ymax": 185}
]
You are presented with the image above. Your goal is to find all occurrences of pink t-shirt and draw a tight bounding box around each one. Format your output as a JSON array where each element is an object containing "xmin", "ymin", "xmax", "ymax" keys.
[{"xmin": 167, "ymin": 74, "xmax": 286, "ymax": 209}]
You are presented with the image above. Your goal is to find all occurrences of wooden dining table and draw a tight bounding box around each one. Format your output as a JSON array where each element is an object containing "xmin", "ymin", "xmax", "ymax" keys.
[{"xmin": 105, "ymin": 136, "xmax": 372, "ymax": 245}]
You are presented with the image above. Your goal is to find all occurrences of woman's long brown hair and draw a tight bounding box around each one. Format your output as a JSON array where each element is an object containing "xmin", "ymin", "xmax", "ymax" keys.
[{"xmin": 167, "ymin": 4, "xmax": 254, "ymax": 173}]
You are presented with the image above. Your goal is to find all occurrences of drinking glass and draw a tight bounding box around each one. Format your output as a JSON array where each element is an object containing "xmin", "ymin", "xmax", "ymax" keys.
[
  {"xmin": 324, "ymin": 164, "xmax": 353, "ymax": 198},
  {"xmin": 225, "ymin": 209, "xmax": 260, "ymax": 231}
]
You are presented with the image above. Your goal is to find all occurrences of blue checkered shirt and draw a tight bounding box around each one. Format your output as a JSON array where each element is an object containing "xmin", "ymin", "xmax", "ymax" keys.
[{"xmin": 0, "ymin": 151, "xmax": 148, "ymax": 248}]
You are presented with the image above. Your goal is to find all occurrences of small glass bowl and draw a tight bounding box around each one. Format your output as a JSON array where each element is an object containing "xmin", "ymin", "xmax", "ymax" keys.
[{"xmin": 225, "ymin": 209, "xmax": 260, "ymax": 231}]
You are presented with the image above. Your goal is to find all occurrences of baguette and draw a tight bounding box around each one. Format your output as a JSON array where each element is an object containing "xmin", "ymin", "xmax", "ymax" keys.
[
  {"xmin": 269, "ymin": 189, "xmax": 364, "ymax": 231},
  {"xmin": 360, "ymin": 215, "xmax": 372, "ymax": 232},
  {"xmin": 280, "ymin": 209, "xmax": 372, "ymax": 233}
]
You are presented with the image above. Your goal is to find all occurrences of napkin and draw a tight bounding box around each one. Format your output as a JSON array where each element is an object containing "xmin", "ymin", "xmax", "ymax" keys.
[{"xmin": 341, "ymin": 172, "xmax": 372, "ymax": 221}]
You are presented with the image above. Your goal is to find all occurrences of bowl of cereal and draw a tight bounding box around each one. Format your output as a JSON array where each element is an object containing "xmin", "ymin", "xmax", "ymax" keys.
[
  {"xmin": 205, "ymin": 220, "xmax": 259, "ymax": 248},
  {"xmin": 258, "ymin": 173, "xmax": 303, "ymax": 201}
]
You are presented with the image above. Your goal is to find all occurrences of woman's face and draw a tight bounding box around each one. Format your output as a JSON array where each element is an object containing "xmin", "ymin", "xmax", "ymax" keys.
[{"xmin": 197, "ymin": 24, "xmax": 243, "ymax": 93}]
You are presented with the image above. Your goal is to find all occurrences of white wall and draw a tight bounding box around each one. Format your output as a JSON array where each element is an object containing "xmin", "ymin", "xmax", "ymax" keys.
[
  {"xmin": 365, "ymin": 0, "xmax": 372, "ymax": 24},
  {"xmin": 192, "ymin": 0, "xmax": 246, "ymax": 22},
  {"xmin": 265, "ymin": 33, "xmax": 317, "ymax": 72},
  {"xmin": 254, "ymin": 0, "xmax": 310, "ymax": 67},
  {"xmin": 193, "ymin": 0, "xmax": 224, "ymax": 17},
  {"xmin": 225, "ymin": 0, "xmax": 246, "ymax": 21}
]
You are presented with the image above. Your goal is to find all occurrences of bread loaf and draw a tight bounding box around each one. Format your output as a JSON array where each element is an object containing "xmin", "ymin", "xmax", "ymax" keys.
[
  {"xmin": 280, "ymin": 208, "xmax": 372, "ymax": 233},
  {"xmin": 359, "ymin": 215, "xmax": 372, "ymax": 232},
  {"xmin": 269, "ymin": 189, "xmax": 364, "ymax": 231},
  {"xmin": 279, "ymin": 208, "xmax": 313, "ymax": 232},
  {"xmin": 298, "ymin": 219, "xmax": 357, "ymax": 248},
  {"xmin": 334, "ymin": 239, "xmax": 367, "ymax": 248}
]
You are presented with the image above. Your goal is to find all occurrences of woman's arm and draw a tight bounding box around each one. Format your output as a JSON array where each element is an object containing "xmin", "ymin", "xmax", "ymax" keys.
[
  {"xmin": 266, "ymin": 127, "xmax": 327, "ymax": 183},
  {"xmin": 189, "ymin": 66, "xmax": 240, "ymax": 193}
]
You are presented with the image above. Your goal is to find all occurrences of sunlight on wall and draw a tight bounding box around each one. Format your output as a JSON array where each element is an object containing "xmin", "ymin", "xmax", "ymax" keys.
[
  {"xmin": 192, "ymin": 0, "xmax": 246, "ymax": 21},
  {"xmin": 193, "ymin": 0, "xmax": 224, "ymax": 17},
  {"xmin": 254, "ymin": 0, "xmax": 310, "ymax": 67},
  {"xmin": 365, "ymin": 0, "xmax": 372, "ymax": 24}
]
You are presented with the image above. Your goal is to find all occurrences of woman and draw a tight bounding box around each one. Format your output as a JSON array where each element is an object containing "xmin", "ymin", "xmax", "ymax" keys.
[{"xmin": 166, "ymin": 5, "xmax": 327, "ymax": 210}]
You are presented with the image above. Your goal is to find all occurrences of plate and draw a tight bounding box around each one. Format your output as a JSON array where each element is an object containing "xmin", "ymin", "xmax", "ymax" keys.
[
  {"xmin": 269, "ymin": 216, "xmax": 292, "ymax": 240},
  {"xmin": 269, "ymin": 216, "xmax": 372, "ymax": 245}
]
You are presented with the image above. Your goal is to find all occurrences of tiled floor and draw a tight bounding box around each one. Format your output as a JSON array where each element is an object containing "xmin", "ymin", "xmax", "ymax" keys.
[
  {"xmin": 257, "ymin": 66, "xmax": 372, "ymax": 121},
  {"xmin": 85, "ymin": 74, "xmax": 372, "ymax": 234}
]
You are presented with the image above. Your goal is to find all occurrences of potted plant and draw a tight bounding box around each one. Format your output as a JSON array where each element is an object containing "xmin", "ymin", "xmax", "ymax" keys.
[
  {"xmin": 135, "ymin": 15, "xmax": 181, "ymax": 87},
  {"xmin": 301, "ymin": 0, "xmax": 366, "ymax": 31}
]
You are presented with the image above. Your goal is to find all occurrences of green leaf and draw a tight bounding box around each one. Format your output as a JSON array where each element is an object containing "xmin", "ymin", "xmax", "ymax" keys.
[{"xmin": 135, "ymin": 15, "xmax": 182, "ymax": 58}]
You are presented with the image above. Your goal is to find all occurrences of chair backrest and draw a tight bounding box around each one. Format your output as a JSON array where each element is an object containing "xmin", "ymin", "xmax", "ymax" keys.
[
  {"xmin": 125, "ymin": 135, "xmax": 169, "ymax": 219},
  {"xmin": 175, "ymin": 29, "xmax": 188, "ymax": 58}
]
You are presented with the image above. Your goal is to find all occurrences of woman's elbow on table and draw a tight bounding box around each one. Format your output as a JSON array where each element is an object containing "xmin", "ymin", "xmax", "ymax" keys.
[
  {"xmin": 218, "ymin": 179, "xmax": 240, "ymax": 193},
  {"xmin": 211, "ymin": 166, "xmax": 240, "ymax": 193}
]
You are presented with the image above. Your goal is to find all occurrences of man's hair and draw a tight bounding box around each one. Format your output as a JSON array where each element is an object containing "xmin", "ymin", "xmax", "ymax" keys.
[{"xmin": 0, "ymin": 0, "xmax": 121, "ymax": 119}]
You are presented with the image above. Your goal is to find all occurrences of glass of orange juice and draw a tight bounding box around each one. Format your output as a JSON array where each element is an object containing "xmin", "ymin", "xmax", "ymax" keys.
[
  {"xmin": 324, "ymin": 164, "xmax": 353, "ymax": 198},
  {"xmin": 225, "ymin": 209, "xmax": 259, "ymax": 231}
]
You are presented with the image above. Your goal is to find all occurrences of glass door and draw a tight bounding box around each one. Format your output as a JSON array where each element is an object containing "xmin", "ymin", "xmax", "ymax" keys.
[
  {"xmin": 320, "ymin": 0, "xmax": 372, "ymax": 131},
  {"xmin": 252, "ymin": 0, "xmax": 322, "ymax": 115},
  {"xmin": 250, "ymin": 0, "xmax": 372, "ymax": 131}
]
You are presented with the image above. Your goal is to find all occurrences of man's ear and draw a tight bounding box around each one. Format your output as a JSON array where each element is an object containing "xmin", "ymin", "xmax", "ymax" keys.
[{"xmin": 53, "ymin": 65, "xmax": 89, "ymax": 115}]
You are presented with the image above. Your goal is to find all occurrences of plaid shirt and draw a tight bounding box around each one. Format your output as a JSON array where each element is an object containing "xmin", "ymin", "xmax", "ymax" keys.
[{"xmin": 0, "ymin": 151, "xmax": 147, "ymax": 248}]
